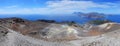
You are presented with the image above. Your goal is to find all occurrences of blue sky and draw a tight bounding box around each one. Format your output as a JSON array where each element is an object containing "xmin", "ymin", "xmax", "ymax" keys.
[{"xmin": 0, "ymin": 0, "xmax": 119, "ymax": 15}]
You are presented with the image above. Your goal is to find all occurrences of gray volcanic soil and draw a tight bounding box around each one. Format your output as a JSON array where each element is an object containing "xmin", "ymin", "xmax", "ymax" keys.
[{"xmin": 0, "ymin": 17, "xmax": 120, "ymax": 46}]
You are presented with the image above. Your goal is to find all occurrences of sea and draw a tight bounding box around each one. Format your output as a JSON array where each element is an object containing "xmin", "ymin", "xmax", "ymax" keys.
[{"xmin": 0, "ymin": 14, "xmax": 120, "ymax": 24}]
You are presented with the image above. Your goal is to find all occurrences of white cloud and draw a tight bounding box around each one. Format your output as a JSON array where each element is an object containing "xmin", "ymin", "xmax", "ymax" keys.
[
  {"xmin": 0, "ymin": 0, "xmax": 118, "ymax": 15},
  {"xmin": 38, "ymin": 0, "xmax": 116, "ymax": 14},
  {"xmin": 47, "ymin": 1, "xmax": 111, "ymax": 9},
  {"xmin": 38, "ymin": 0, "xmax": 115, "ymax": 14},
  {"xmin": 5, "ymin": 5, "xmax": 18, "ymax": 8}
]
